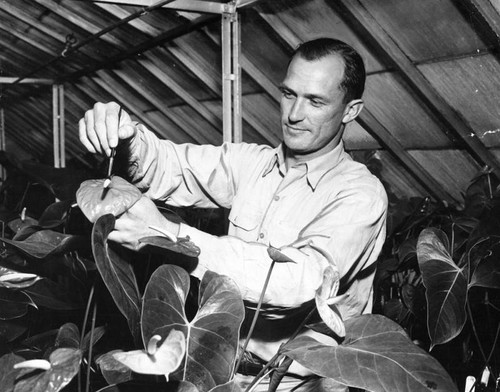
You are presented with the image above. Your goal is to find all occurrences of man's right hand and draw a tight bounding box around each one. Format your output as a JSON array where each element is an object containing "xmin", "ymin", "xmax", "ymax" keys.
[{"xmin": 78, "ymin": 102, "xmax": 137, "ymax": 157}]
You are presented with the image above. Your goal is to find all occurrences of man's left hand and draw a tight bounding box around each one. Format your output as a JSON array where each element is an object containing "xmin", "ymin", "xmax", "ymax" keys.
[{"xmin": 108, "ymin": 196, "xmax": 180, "ymax": 251}]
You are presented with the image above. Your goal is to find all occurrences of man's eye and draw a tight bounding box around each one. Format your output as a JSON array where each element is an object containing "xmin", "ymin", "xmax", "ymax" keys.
[
  {"xmin": 281, "ymin": 90, "xmax": 293, "ymax": 99},
  {"xmin": 310, "ymin": 100, "xmax": 324, "ymax": 107}
]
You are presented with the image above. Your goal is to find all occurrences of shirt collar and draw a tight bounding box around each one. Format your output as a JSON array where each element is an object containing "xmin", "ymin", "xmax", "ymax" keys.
[{"xmin": 262, "ymin": 141, "xmax": 346, "ymax": 190}]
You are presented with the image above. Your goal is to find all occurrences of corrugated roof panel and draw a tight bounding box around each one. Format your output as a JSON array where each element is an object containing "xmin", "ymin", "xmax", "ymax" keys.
[
  {"xmin": 360, "ymin": 0, "xmax": 488, "ymax": 62},
  {"xmin": 418, "ymin": 54, "xmax": 500, "ymax": 148},
  {"xmin": 408, "ymin": 149, "xmax": 482, "ymax": 202},
  {"xmin": 364, "ymin": 72, "xmax": 452, "ymax": 148},
  {"xmin": 257, "ymin": 0, "xmax": 386, "ymax": 73}
]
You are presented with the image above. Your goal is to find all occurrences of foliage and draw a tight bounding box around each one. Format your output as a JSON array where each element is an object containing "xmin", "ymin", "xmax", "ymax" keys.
[
  {"xmin": 373, "ymin": 167, "xmax": 500, "ymax": 391},
  {"xmin": 0, "ymin": 155, "xmax": 459, "ymax": 392}
]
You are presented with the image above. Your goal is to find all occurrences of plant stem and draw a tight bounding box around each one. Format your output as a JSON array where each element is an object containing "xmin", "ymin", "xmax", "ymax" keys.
[
  {"xmin": 234, "ymin": 260, "xmax": 276, "ymax": 377},
  {"xmin": 80, "ymin": 284, "xmax": 95, "ymax": 346},
  {"xmin": 85, "ymin": 302, "xmax": 98, "ymax": 392},
  {"xmin": 467, "ymin": 299, "xmax": 488, "ymax": 365},
  {"xmin": 78, "ymin": 284, "xmax": 95, "ymax": 392},
  {"xmin": 243, "ymin": 306, "xmax": 317, "ymax": 392}
]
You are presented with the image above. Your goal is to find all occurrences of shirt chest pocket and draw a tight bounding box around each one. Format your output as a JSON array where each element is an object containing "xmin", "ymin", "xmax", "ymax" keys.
[{"xmin": 228, "ymin": 201, "xmax": 263, "ymax": 234}]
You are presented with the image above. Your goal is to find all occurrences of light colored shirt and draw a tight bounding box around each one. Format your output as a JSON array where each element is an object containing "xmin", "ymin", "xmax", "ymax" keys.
[{"xmin": 127, "ymin": 124, "xmax": 388, "ymax": 372}]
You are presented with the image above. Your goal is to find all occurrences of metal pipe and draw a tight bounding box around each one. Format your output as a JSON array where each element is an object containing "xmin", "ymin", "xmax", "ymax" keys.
[
  {"xmin": 2, "ymin": 0, "xmax": 178, "ymax": 94},
  {"xmin": 58, "ymin": 84, "xmax": 66, "ymax": 168},
  {"xmin": 52, "ymin": 85, "xmax": 60, "ymax": 168},
  {"xmin": 222, "ymin": 12, "xmax": 232, "ymax": 143},
  {"xmin": 231, "ymin": 11, "xmax": 242, "ymax": 143}
]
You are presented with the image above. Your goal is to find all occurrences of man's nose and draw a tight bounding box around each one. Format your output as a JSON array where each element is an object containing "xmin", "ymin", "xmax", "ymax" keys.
[{"xmin": 288, "ymin": 99, "xmax": 305, "ymax": 123}]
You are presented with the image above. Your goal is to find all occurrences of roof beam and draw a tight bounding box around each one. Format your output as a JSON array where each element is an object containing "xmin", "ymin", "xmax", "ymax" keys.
[
  {"xmin": 141, "ymin": 51, "xmax": 223, "ymax": 131},
  {"xmin": 92, "ymin": 0, "xmax": 263, "ymax": 13},
  {"xmin": 456, "ymin": 0, "xmax": 500, "ymax": 42},
  {"xmin": 112, "ymin": 60, "xmax": 219, "ymax": 144},
  {"xmin": 92, "ymin": 0, "xmax": 228, "ymax": 14},
  {"xmin": 330, "ymin": 0, "xmax": 500, "ymax": 178},
  {"xmin": 256, "ymin": 5, "xmax": 455, "ymax": 202}
]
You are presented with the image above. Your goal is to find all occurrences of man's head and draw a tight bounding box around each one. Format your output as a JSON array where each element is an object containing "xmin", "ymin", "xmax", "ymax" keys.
[{"xmin": 280, "ymin": 38, "xmax": 365, "ymax": 162}]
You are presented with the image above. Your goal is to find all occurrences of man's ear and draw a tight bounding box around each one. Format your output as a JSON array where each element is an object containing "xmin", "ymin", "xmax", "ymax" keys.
[{"xmin": 342, "ymin": 99, "xmax": 364, "ymax": 124}]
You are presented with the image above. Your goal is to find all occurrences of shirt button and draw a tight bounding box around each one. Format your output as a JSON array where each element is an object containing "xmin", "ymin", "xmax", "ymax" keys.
[
  {"xmin": 273, "ymin": 195, "xmax": 280, "ymax": 201},
  {"xmin": 259, "ymin": 233, "xmax": 265, "ymax": 239}
]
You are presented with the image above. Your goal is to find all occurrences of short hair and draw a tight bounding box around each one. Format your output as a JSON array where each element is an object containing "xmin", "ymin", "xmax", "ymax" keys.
[{"xmin": 292, "ymin": 38, "xmax": 366, "ymax": 103}]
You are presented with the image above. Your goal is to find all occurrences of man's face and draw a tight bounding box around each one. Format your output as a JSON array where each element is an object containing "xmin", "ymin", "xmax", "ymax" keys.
[{"xmin": 280, "ymin": 54, "xmax": 352, "ymax": 160}]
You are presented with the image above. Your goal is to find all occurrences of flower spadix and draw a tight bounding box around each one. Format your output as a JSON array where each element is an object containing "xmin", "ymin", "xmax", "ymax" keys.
[{"xmin": 113, "ymin": 329, "xmax": 186, "ymax": 380}]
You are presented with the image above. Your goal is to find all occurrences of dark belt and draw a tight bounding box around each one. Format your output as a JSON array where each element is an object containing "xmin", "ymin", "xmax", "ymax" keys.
[{"xmin": 237, "ymin": 360, "xmax": 266, "ymax": 377}]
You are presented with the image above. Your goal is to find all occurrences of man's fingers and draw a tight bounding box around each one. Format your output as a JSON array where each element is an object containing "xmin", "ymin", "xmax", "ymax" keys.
[
  {"xmin": 78, "ymin": 118, "xmax": 96, "ymax": 154},
  {"xmin": 78, "ymin": 102, "xmax": 136, "ymax": 156},
  {"xmin": 93, "ymin": 102, "xmax": 113, "ymax": 156},
  {"xmin": 83, "ymin": 109, "xmax": 103, "ymax": 154},
  {"xmin": 104, "ymin": 102, "xmax": 122, "ymax": 152}
]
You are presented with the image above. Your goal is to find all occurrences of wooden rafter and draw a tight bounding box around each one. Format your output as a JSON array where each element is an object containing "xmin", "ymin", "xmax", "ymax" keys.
[
  {"xmin": 457, "ymin": 0, "xmax": 500, "ymax": 43},
  {"xmin": 256, "ymin": 6, "xmax": 455, "ymax": 202},
  {"xmin": 331, "ymin": 0, "xmax": 500, "ymax": 178},
  {"xmin": 112, "ymin": 60, "xmax": 219, "ymax": 144}
]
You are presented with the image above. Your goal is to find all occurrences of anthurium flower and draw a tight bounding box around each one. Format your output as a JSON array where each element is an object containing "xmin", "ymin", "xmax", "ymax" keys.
[
  {"xmin": 76, "ymin": 176, "xmax": 142, "ymax": 223},
  {"xmin": 315, "ymin": 264, "xmax": 346, "ymax": 338},
  {"xmin": 113, "ymin": 329, "xmax": 186, "ymax": 381}
]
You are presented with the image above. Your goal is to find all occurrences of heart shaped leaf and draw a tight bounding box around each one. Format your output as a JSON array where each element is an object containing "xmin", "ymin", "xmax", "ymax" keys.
[
  {"xmin": 2, "ymin": 230, "xmax": 87, "ymax": 259},
  {"xmin": 24, "ymin": 278, "xmax": 83, "ymax": 310},
  {"xmin": 141, "ymin": 265, "xmax": 244, "ymax": 391},
  {"xmin": 469, "ymin": 240, "xmax": 500, "ymax": 289},
  {"xmin": 417, "ymin": 228, "xmax": 467, "ymax": 348},
  {"xmin": 282, "ymin": 314, "xmax": 457, "ymax": 392},
  {"xmin": 13, "ymin": 348, "xmax": 82, "ymax": 392},
  {"xmin": 92, "ymin": 214, "xmax": 141, "ymax": 345}
]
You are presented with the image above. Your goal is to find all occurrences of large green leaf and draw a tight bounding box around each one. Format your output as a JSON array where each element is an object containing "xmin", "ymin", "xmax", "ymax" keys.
[
  {"xmin": 469, "ymin": 240, "xmax": 500, "ymax": 289},
  {"xmin": 2, "ymin": 230, "xmax": 87, "ymax": 259},
  {"xmin": 24, "ymin": 278, "xmax": 83, "ymax": 310},
  {"xmin": 141, "ymin": 265, "xmax": 244, "ymax": 392},
  {"xmin": 417, "ymin": 228, "xmax": 468, "ymax": 348},
  {"xmin": 92, "ymin": 214, "xmax": 141, "ymax": 345},
  {"xmin": 282, "ymin": 315, "xmax": 457, "ymax": 392},
  {"xmin": 13, "ymin": 348, "xmax": 82, "ymax": 392}
]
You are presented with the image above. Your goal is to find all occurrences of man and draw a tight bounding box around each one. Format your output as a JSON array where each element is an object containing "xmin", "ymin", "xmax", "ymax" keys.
[{"xmin": 79, "ymin": 38, "xmax": 387, "ymax": 391}]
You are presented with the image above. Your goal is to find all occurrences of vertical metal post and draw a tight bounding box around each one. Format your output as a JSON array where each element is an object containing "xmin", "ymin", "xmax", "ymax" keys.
[
  {"xmin": 52, "ymin": 84, "xmax": 65, "ymax": 168},
  {"xmin": 222, "ymin": 11, "xmax": 232, "ymax": 143},
  {"xmin": 58, "ymin": 84, "xmax": 66, "ymax": 168},
  {"xmin": 0, "ymin": 108, "xmax": 5, "ymax": 181},
  {"xmin": 231, "ymin": 11, "xmax": 242, "ymax": 142},
  {"xmin": 221, "ymin": 3, "xmax": 242, "ymax": 143},
  {"xmin": 52, "ymin": 84, "xmax": 60, "ymax": 168}
]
